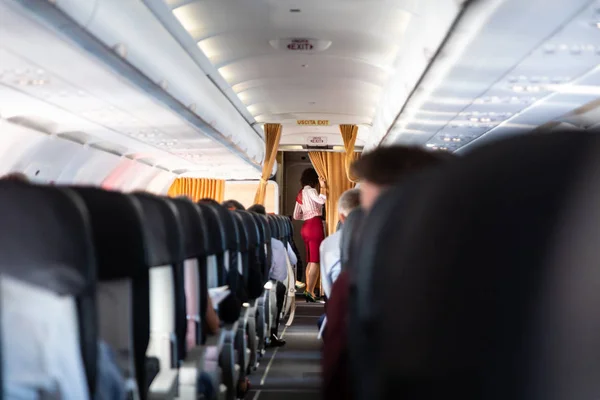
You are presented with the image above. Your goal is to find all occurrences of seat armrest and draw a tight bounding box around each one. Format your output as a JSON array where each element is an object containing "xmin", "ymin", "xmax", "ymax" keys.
[
  {"xmin": 148, "ymin": 369, "xmax": 179, "ymax": 400},
  {"xmin": 179, "ymin": 346, "xmax": 205, "ymax": 385}
]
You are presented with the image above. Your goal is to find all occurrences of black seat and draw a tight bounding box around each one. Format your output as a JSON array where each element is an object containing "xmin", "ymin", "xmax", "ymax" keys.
[
  {"xmin": 0, "ymin": 182, "xmax": 97, "ymax": 397},
  {"xmin": 267, "ymin": 215, "xmax": 281, "ymax": 244},
  {"xmin": 277, "ymin": 216, "xmax": 288, "ymax": 245},
  {"xmin": 232, "ymin": 212, "xmax": 250, "ymax": 290},
  {"xmin": 69, "ymin": 186, "xmax": 150, "ymax": 400},
  {"xmin": 249, "ymin": 211, "xmax": 271, "ymax": 282},
  {"xmin": 131, "ymin": 193, "xmax": 187, "ymax": 370},
  {"xmin": 168, "ymin": 197, "xmax": 210, "ymax": 348},
  {"xmin": 197, "ymin": 202, "xmax": 242, "ymax": 324},
  {"xmin": 340, "ymin": 208, "xmax": 364, "ymax": 273},
  {"xmin": 352, "ymin": 130, "xmax": 600, "ymax": 400},
  {"xmin": 237, "ymin": 211, "xmax": 265, "ymax": 299},
  {"xmin": 196, "ymin": 202, "xmax": 227, "ymax": 288}
]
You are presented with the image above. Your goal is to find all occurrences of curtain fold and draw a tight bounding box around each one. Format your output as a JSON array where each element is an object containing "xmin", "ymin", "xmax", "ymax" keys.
[
  {"xmin": 308, "ymin": 152, "xmax": 355, "ymax": 236},
  {"xmin": 254, "ymin": 123, "xmax": 282, "ymax": 205},
  {"xmin": 167, "ymin": 177, "xmax": 225, "ymax": 203},
  {"xmin": 340, "ymin": 124, "xmax": 360, "ymax": 182}
]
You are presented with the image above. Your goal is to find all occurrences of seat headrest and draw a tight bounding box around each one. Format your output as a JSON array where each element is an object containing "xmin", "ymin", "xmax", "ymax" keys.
[
  {"xmin": 0, "ymin": 182, "xmax": 94, "ymax": 295},
  {"xmin": 131, "ymin": 193, "xmax": 185, "ymax": 267},
  {"xmin": 254, "ymin": 213, "xmax": 271, "ymax": 242},
  {"xmin": 340, "ymin": 208, "xmax": 364, "ymax": 272},
  {"xmin": 69, "ymin": 187, "xmax": 147, "ymax": 281},
  {"xmin": 354, "ymin": 129, "xmax": 600, "ymax": 399},
  {"xmin": 237, "ymin": 211, "xmax": 260, "ymax": 248},
  {"xmin": 196, "ymin": 203, "xmax": 226, "ymax": 255},
  {"xmin": 276, "ymin": 216, "xmax": 288, "ymax": 241},
  {"xmin": 204, "ymin": 203, "xmax": 239, "ymax": 252},
  {"xmin": 169, "ymin": 197, "xmax": 208, "ymax": 258},
  {"xmin": 232, "ymin": 212, "xmax": 249, "ymax": 252},
  {"xmin": 267, "ymin": 215, "xmax": 280, "ymax": 239},
  {"xmin": 249, "ymin": 212, "xmax": 266, "ymax": 245}
]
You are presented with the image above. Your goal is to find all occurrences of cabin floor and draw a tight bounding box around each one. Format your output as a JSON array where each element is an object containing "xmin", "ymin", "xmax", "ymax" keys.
[{"xmin": 249, "ymin": 299, "xmax": 323, "ymax": 399}]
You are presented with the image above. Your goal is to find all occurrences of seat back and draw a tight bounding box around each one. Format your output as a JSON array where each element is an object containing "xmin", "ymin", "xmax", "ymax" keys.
[
  {"xmin": 340, "ymin": 208, "xmax": 364, "ymax": 273},
  {"xmin": 132, "ymin": 193, "xmax": 186, "ymax": 370},
  {"xmin": 352, "ymin": 130, "xmax": 600, "ymax": 400},
  {"xmin": 196, "ymin": 202, "xmax": 226, "ymax": 288},
  {"xmin": 237, "ymin": 211, "xmax": 265, "ymax": 299},
  {"xmin": 254, "ymin": 213, "xmax": 273, "ymax": 281},
  {"xmin": 169, "ymin": 198, "xmax": 209, "ymax": 350},
  {"xmin": 267, "ymin": 215, "xmax": 280, "ymax": 243},
  {"xmin": 249, "ymin": 212, "xmax": 268, "ymax": 282},
  {"xmin": 70, "ymin": 186, "xmax": 150, "ymax": 400},
  {"xmin": 0, "ymin": 182, "xmax": 96, "ymax": 399},
  {"xmin": 198, "ymin": 202, "xmax": 242, "ymax": 323}
]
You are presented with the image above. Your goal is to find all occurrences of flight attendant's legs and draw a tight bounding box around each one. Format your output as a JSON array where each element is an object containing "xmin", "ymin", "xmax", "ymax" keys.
[{"xmin": 301, "ymin": 217, "xmax": 325, "ymax": 300}]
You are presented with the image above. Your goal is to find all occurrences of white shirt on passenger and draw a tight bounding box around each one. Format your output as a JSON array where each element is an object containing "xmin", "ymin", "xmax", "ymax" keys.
[
  {"xmin": 1, "ymin": 274, "xmax": 90, "ymax": 400},
  {"xmin": 270, "ymin": 238, "xmax": 293, "ymax": 282},
  {"xmin": 320, "ymin": 229, "xmax": 342, "ymax": 299}
]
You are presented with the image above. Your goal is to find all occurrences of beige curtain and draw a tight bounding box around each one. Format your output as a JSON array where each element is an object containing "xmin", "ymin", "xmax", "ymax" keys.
[
  {"xmin": 254, "ymin": 123, "xmax": 282, "ymax": 205},
  {"xmin": 340, "ymin": 124, "xmax": 360, "ymax": 182},
  {"xmin": 308, "ymin": 152, "xmax": 356, "ymax": 236},
  {"xmin": 168, "ymin": 177, "xmax": 225, "ymax": 203}
]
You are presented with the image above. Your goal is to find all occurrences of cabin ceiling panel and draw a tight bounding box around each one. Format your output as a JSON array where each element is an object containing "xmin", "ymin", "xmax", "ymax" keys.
[
  {"xmin": 166, "ymin": 0, "xmax": 437, "ymax": 147},
  {"xmin": 383, "ymin": 0, "xmax": 600, "ymax": 154}
]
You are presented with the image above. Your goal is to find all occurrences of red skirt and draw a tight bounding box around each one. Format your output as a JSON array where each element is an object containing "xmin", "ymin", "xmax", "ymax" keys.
[{"xmin": 301, "ymin": 216, "xmax": 325, "ymax": 263}]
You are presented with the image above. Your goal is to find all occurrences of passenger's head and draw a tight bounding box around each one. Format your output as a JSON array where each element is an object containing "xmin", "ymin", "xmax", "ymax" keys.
[
  {"xmin": 222, "ymin": 199, "xmax": 245, "ymax": 211},
  {"xmin": 1, "ymin": 172, "xmax": 29, "ymax": 182},
  {"xmin": 351, "ymin": 146, "xmax": 450, "ymax": 211},
  {"xmin": 337, "ymin": 188, "xmax": 360, "ymax": 224},
  {"xmin": 248, "ymin": 204, "xmax": 266, "ymax": 215},
  {"xmin": 198, "ymin": 198, "xmax": 220, "ymax": 206},
  {"xmin": 300, "ymin": 168, "xmax": 319, "ymax": 189}
]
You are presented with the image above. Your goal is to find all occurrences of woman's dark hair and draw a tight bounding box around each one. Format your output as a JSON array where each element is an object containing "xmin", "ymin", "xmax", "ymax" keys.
[
  {"xmin": 248, "ymin": 204, "xmax": 266, "ymax": 215},
  {"xmin": 222, "ymin": 199, "xmax": 245, "ymax": 210},
  {"xmin": 198, "ymin": 198, "xmax": 220, "ymax": 206},
  {"xmin": 1, "ymin": 172, "xmax": 29, "ymax": 182},
  {"xmin": 300, "ymin": 168, "xmax": 319, "ymax": 188}
]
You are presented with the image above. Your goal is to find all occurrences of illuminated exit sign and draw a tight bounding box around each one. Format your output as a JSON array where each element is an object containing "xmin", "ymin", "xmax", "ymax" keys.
[
  {"xmin": 296, "ymin": 120, "xmax": 330, "ymax": 126},
  {"xmin": 306, "ymin": 136, "xmax": 327, "ymax": 145},
  {"xmin": 287, "ymin": 38, "xmax": 313, "ymax": 50}
]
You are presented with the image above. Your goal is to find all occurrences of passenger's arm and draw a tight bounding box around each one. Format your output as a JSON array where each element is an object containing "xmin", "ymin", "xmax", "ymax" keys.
[
  {"xmin": 286, "ymin": 243, "xmax": 298, "ymax": 266},
  {"xmin": 293, "ymin": 202, "xmax": 303, "ymax": 220},
  {"xmin": 319, "ymin": 241, "xmax": 332, "ymax": 298},
  {"xmin": 306, "ymin": 188, "xmax": 326, "ymax": 204},
  {"xmin": 270, "ymin": 241, "xmax": 288, "ymax": 282},
  {"xmin": 205, "ymin": 296, "xmax": 220, "ymax": 335},
  {"xmin": 330, "ymin": 260, "xmax": 341, "ymax": 286}
]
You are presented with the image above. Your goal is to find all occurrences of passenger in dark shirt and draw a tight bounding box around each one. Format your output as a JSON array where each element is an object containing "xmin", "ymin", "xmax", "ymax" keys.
[{"xmin": 322, "ymin": 146, "xmax": 453, "ymax": 399}]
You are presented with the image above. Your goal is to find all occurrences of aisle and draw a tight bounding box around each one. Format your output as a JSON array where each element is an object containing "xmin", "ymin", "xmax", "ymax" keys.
[{"xmin": 249, "ymin": 300, "xmax": 323, "ymax": 399}]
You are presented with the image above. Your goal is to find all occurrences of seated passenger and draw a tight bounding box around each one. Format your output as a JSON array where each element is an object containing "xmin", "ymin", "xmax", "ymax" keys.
[
  {"xmin": 320, "ymin": 188, "xmax": 360, "ymax": 299},
  {"xmin": 318, "ymin": 188, "xmax": 360, "ymax": 336},
  {"xmin": 222, "ymin": 199, "xmax": 245, "ymax": 211},
  {"xmin": 248, "ymin": 204, "xmax": 296, "ymax": 347},
  {"xmin": 322, "ymin": 146, "xmax": 452, "ymax": 400}
]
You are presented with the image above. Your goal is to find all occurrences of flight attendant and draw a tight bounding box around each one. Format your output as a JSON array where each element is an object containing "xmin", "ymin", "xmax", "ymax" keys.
[{"xmin": 293, "ymin": 168, "xmax": 327, "ymax": 302}]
